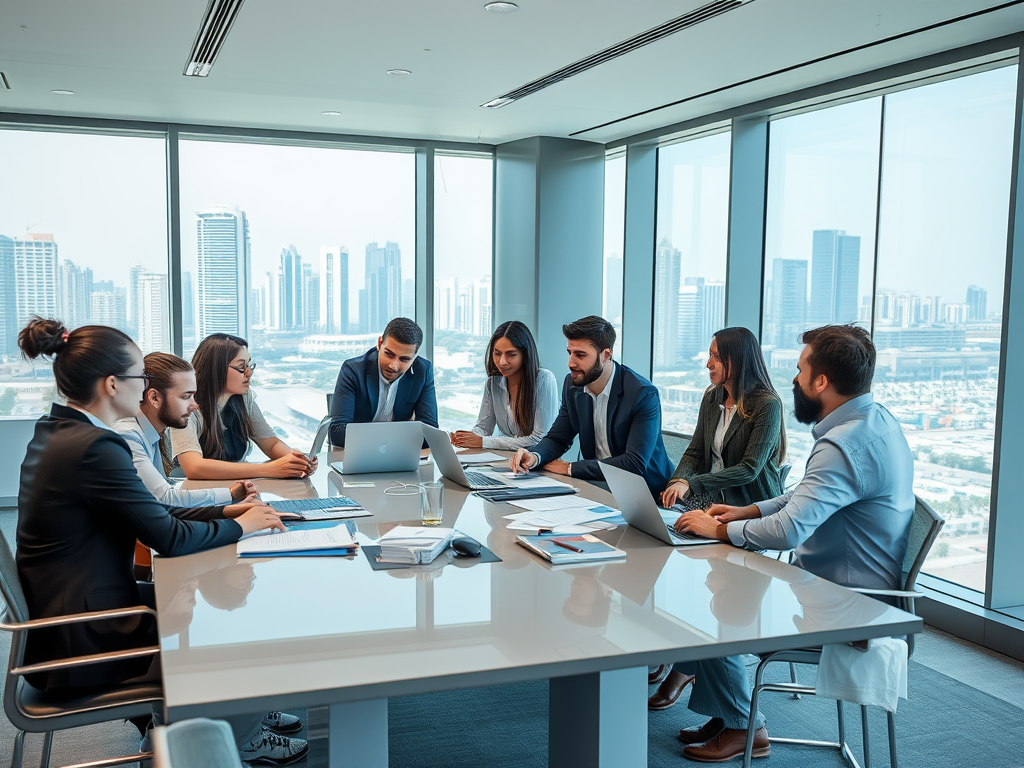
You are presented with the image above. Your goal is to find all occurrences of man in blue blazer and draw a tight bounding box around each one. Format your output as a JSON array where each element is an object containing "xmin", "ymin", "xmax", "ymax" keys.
[
  {"xmin": 328, "ymin": 317, "xmax": 439, "ymax": 446},
  {"xmin": 510, "ymin": 315, "xmax": 673, "ymax": 495}
]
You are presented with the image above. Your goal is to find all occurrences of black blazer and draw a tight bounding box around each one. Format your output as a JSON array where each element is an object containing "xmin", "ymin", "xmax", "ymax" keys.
[
  {"xmin": 532, "ymin": 364, "xmax": 674, "ymax": 494},
  {"xmin": 329, "ymin": 348, "xmax": 439, "ymax": 446},
  {"xmin": 16, "ymin": 404, "xmax": 242, "ymax": 691}
]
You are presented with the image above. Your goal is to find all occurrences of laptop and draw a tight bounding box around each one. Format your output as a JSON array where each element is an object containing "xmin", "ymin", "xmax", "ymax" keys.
[
  {"xmin": 421, "ymin": 424, "xmax": 515, "ymax": 490},
  {"xmin": 600, "ymin": 463, "xmax": 718, "ymax": 547},
  {"xmin": 307, "ymin": 416, "xmax": 332, "ymax": 461},
  {"xmin": 330, "ymin": 421, "xmax": 423, "ymax": 474}
]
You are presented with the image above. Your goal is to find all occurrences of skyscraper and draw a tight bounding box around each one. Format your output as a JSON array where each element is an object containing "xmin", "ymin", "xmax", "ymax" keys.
[
  {"xmin": 136, "ymin": 273, "xmax": 168, "ymax": 353},
  {"xmin": 434, "ymin": 276, "xmax": 458, "ymax": 330},
  {"xmin": 769, "ymin": 258, "xmax": 808, "ymax": 349},
  {"xmin": 196, "ymin": 206, "xmax": 250, "ymax": 338},
  {"xmin": 654, "ymin": 238, "xmax": 682, "ymax": 370},
  {"xmin": 810, "ymin": 229, "xmax": 860, "ymax": 325},
  {"xmin": 319, "ymin": 246, "xmax": 349, "ymax": 334},
  {"xmin": 302, "ymin": 263, "xmax": 319, "ymax": 330},
  {"xmin": 129, "ymin": 263, "xmax": 145, "ymax": 336},
  {"xmin": 60, "ymin": 259, "xmax": 93, "ymax": 329},
  {"xmin": 263, "ymin": 271, "xmax": 278, "ymax": 330},
  {"xmin": 278, "ymin": 245, "xmax": 303, "ymax": 331},
  {"xmin": 90, "ymin": 291, "xmax": 127, "ymax": 330},
  {"xmin": 0, "ymin": 236, "xmax": 16, "ymax": 358},
  {"xmin": 14, "ymin": 234, "xmax": 60, "ymax": 328},
  {"xmin": 966, "ymin": 285, "xmax": 987, "ymax": 322},
  {"xmin": 700, "ymin": 280, "xmax": 725, "ymax": 352},
  {"xmin": 364, "ymin": 241, "xmax": 402, "ymax": 331},
  {"xmin": 677, "ymin": 284, "xmax": 702, "ymax": 360}
]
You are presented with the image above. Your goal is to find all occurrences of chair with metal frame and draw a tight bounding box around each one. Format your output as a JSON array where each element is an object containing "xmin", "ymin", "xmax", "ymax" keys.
[
  {"xmin": 741, "ymin": 494, "xmax": 944, "ymax": 768},
  {"xmin": 0, "ymin": 531, "xmax": 164, "ymax": 768}
]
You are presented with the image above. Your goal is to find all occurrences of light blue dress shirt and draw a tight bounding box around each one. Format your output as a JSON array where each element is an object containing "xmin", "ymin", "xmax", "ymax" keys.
[
  {"xmin": 471, "ymin": 369, "xmax": 559, "ymax": 450},
  {"xmin": 726, "ymin": 394, "xmax": 914, "ymax": 591}
]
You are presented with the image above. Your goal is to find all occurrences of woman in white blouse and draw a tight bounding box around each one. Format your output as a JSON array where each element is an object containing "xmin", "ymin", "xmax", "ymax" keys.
[
  {"xmin": 171, "ymin": 333, "xmax": 316, "ymax": 480},
  {"xmin": 450, "ymin": 321, "xmax": 559, "ymax": 451}
]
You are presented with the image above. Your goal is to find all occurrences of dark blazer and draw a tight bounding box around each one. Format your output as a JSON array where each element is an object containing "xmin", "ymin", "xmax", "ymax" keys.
[
  {"xmin": 533, "ymin": 364, "xmax": 673, "ymax": 494},
  {"xmin": 329, "ymin": 348, "xmax": 439, "ymax": 446},
  {"xmin": 16, "ymin": 404, "xmax": 242, "ymax": 691},
  {"xmin": 670, "ymin": 386, "xmax": 786, "ymax": 507}
]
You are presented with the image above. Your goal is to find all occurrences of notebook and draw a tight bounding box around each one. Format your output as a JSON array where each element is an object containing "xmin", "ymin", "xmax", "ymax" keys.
[{"xmin": 516, "ymin": 533, "xmax": 626, "ymax": 564}]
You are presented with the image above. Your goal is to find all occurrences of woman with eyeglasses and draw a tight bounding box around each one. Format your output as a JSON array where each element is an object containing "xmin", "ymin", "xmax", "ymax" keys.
[{"xmin": 171, "ymin": 333, "xmax": 315, "ymax": 480}]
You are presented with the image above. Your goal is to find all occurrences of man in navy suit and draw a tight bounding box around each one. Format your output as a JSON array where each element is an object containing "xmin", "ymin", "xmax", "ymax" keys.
[
  {"xmin": 328, "ymin": 317, "xmax": 439, "ymax": 446},
  {"xmin": 510, "ymin": 315, "xmax": 672, "ymax": 494}
]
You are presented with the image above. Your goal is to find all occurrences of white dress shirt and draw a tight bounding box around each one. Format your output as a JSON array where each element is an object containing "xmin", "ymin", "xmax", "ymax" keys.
[
  {"xmin": 710, "ymin": 404, "xmax": 737, "ymax": 474},
  {"xmin": 585, "ymin": 361, "xmax": 616, "ymax": 461},
  {"xmin": 471, "ymin": 369, "xmax": 559, "ymax": 450},
  {"xmin": 374, "ymin": 369, "xmax": 404, "ymax": 422}
]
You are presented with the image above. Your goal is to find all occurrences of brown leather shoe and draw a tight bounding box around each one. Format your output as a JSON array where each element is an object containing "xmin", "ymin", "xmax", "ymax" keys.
[
  {"xmin": 677, "ymin": 717, "xmax": 725, "ymax": 745},
  {"xmin": 682, "ymin": 726, "xmax": 769, "ymax": 762},
  {"xmin": 648, "ymin": 664, "xmax": 671, "ymax": 685},
  {"xmin": 647, "ymin": 670, "xmax": 695, "ymax": 710}
]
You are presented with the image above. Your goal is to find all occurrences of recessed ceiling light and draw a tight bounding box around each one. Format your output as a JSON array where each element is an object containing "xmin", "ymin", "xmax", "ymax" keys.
[
  {"xmin": 385, "ymin": 69, "xmax": 412, "ymax": 76},
  {"xmin": 485, "ymin": 2, "xmax": 519, "ymax": 12},
  {"xmin": 322, "ymin": 110, "xmax": 343, "ymax": 116},
  {"xmin": 51, "ymin": 89, "xmax": 75, "ymax": 96}
]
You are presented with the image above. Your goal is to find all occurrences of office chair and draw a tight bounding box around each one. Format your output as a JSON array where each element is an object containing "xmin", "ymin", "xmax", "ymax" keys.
[
  {"xmin": 0, "ymin": 532, "xmax": 163, "ymax": 768},
  {"xmin": 741, "ymin": 495, "xmax": 944, "ymax": 768},
  {"xmin": 152, "ymin": 719, "xmax": 244, "ymax": 768}
]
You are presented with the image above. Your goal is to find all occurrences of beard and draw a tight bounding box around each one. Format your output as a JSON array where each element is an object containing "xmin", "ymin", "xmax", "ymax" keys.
[
  {"xmin": 158, "ymin": 400, "xmax": 190, "ymax": 430},
  {"xmin": 572, "ymin": 357, "xmax": 605, "ymax": 387},
  {"xmin": 792, "ymin": 381, "xmax": 823, "ymax": 425}
]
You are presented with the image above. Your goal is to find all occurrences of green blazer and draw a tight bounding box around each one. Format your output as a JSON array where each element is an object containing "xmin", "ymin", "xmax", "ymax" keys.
[{"xmin": 670, "ymin": 386, "xmax": 786, "ymax": 507}]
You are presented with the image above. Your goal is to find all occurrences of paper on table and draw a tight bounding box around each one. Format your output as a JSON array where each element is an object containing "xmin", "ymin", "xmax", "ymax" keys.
[
  {"xmin": 507, "ymin": 520, "xmax": 616, "ymax": 534},
  {"xmin": 458, "ymin": 452, "xmax": 507, "ymax": 465},
  {"xmin": 506, "ymin": 495, "xmax": 599, "ymax": 512},
  {"xmin": 503, "ymin": 507, "xmax": 619, "ymax": 527},
  {"xmin": 236, "ymin": 525, "xmax": 357, "ymax": 555}
]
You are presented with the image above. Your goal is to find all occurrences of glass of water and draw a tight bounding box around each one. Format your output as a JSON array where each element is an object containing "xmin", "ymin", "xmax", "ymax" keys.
[{"xmin": 420, "ymin": 481, "xmax": 444, "ymax": 526}]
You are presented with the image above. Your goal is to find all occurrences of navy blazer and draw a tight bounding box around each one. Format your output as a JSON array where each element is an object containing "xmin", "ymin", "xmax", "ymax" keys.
[
  {"xmin": 329, "ymin": 348, "xmax": 439, "ymax": 446},
  {"xmin": 17, "ymin": 404, "xmax": 241, "ymax": 691},
  {"xmin": 533, "ymin": 364, "xmax": 673, "ymax": 494}
]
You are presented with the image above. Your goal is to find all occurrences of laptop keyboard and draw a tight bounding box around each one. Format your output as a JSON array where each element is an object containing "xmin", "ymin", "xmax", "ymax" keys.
[{"xmin": 464, "ymin": 470, "xmax": 508, "ymax": 488}]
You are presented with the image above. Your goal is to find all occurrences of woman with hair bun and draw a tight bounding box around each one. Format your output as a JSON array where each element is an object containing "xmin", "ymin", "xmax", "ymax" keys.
[{"xmin": 15, "ymin": 318, "xmax": 305, "ymax": 764}]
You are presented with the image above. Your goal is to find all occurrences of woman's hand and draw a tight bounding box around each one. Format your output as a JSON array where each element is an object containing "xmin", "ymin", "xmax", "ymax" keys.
[
  {"xmin": 450, "ymin": 431, "xmax": 483, "ymax": 449},
  {"xmin": 229, "ymin": 480, "xmax": 259, "ymax": 501},
  {"xmin": 266, "ymin": 451, "xmax": 314, "ymax": 478},
  {"xmin": 234, "ymin": 503, "xmax": 287, "ymax": 536},
  {"xmin": 707, "ymin": 503, "xmax": 761, "ymax": 524},
  {"xmin": 660, "ymin": 480, "xmax": 690, "ymax": 508}
]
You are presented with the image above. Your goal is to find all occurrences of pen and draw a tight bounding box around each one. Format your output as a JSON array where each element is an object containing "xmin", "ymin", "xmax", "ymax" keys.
[{"xmin": 552, "ymin": 539, "xmax": 584, "ymax": 553}]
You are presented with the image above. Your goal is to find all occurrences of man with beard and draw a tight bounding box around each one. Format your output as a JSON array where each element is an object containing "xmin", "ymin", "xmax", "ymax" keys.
[
  {"xmin": 668, "ymin": 324, "xmax": 914, "ymax": 763},
  {"xmin": 116, "ymin": 352, "xmax": 259, "ymax": 507},
  {"xmin": 509, "ymin": 315, "xmax": 672, "ymax": 494}
]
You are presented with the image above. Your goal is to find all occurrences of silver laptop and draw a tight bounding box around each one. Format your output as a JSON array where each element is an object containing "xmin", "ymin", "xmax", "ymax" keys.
[
  {"xmin": 307, "ymin": 416, "xmax": 332, "ymax": 461},
  {"xmin": 330, "ymin": 421, "xmax": 423, "ymax": 474},
  {"xmin": 421, "ymin": 424, "xmax": 514, "ymax": 490},
  {"xmin": 601, "ymin": 463, "xmax": 718, "ymax": 547}
]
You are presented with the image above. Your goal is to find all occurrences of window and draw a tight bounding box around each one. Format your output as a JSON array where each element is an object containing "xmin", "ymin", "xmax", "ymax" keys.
[
  {"xmin": 762, "ymin": 98, "xmax": 883, "ymax": 476},
  {"xmin": 873, "ymin": 67, "xmax": 1017, "ymax": 593},
  {"xmin": 178, "ymin": 138, "xmax": 416, "ymax": 445},
  {"xmin": 432, "ymin": 152, "xmax": 494, "ymax": 431},
  {"xmin": 653, "ymin": 132, "xmax": 731, "ymax": 435},
  {"xmin": 0, "ymin": 128, "xmax": 169, "ymax": 416},
  {"xmin": 603, "ymin": 151, "xmax": 625, "ymax": 361}
]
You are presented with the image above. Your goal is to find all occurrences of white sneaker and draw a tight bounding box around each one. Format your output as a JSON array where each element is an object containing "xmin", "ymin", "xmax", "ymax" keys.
[
  {"xmin": 262, "ymin": 710, "xmax": 304, "ymax": 734},
  {"xmin": 238, "ymin": 727, "xmax": 309, "ymax": 766}
]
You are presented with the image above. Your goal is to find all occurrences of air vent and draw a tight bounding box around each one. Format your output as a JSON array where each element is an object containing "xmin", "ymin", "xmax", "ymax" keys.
[
  {"xmin": 183, "ymin": 0, "xmax": 246, "ymax": 77},
  {"xmin": 481, "ymin": 0, "xmax": 752, "ymax": 108},
  {"xmin": 0, "ymin": 72, "xmax": 10, "ymax": 91}
]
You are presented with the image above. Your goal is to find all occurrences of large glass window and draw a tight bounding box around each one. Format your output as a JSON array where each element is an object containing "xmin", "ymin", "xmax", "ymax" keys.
[
  {"xmin": 432, "ymin": 152, "xmax": 494, "ymax": 431},
  {"xmin": 762, "ymin": 98, "xmax": 883, "ymax": 476},
  {"xmin": 653, "ymin": 132, "xmax": 731, "ymax": 435},
  {"xmin": 178, "ymin": 138, "xmax": 415, "ymax": 444},
  {"xmin": 603, "ymin": 151, "xmax": 625, "ymax": 361},
  {"xmin": 873, "ymin": 67, "xmax": 1017, "ymax": 593},
  {"xmin": 0, "ymin": 129, "xmax": 169, "ymax": 417}
]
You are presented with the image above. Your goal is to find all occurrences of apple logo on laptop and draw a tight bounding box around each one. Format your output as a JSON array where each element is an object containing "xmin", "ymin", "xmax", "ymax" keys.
[{"xmin": 379, "ymin": 442, "xmax": 388, "ymax": 455}]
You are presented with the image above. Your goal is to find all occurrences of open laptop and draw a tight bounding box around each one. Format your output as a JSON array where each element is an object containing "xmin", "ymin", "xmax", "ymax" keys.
[
  {"xmin": 421, "ymin": 424, "xmax": 514, "ymax": 490},
  {"xmin": 307, "ymin": 416, "xmax": 332, "ymax": 461},
  {"xmin": 600, "ymin": 463, "xmax": 718, "ymax": 547},
  {"xmin": 330, "ymin": 421, "xmax": 423, "ymax": 474}
]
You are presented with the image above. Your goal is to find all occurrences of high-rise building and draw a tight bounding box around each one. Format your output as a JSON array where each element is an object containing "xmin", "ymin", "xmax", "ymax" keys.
[
  {"xmin": 654, "ymin": 238, "xmax": 682, "ymax": 370},
  {"xmin": 319, "ymin": 246, "xmax": 349, "ymax": 334},
  {"xmin": 0, "ymin": 236, "xmax": 16, "ymax": 358},
  {"xmin": 263, "ymin": 271, "xmax": 278, "ymax": 330},
  {"xmin": 90, "ymin": 291, "xmax": 127, "ymax": 330},
  {"xmin": 60, "ymin": 259, "xmax": 93, "ymax": 330},
  {"xmin": 128, "ymin": 263, "xmax": 145, "ymax": 336},
  {"xmin": 604, "ymin": 254, "xmax": 623, "ymax": 324},
  {"xmin": 14, "ymin": 234, "xmax": 60, "ymax": 328},
  {"xmin": 136, "ymin": 272, "xmax": 168, "ymax": 353},
  {"xmin": 677, "ymin": 284, "xmax": 702, "ymax": 360},
  {"xmin": 196, "ymin": 206, "xmax": 250, "ymax": 338},
  {"xmin": 700, "ymin": 280, "xmax": 725, "ymax": 352},
  {"xmin": 966, "ymin": 285, "xmax": 988, "ymax": 322},
  {"xmin": 277, "ymin": 245, "xmax": 303, "ymax": 331},
  {"xmin": 475, "ymin": 276, "xmax": 492, "ymax": 336},
  {"xmin": 364, "ymin": 241, "xmax": 402, "ymax": 331},
  {"xmin": 434, "ymin": 276, "xmax": 458, "ymax": 331},
  {"xmin": 945, "ymin": 303, "xmax": 970, "ymax": 325},
  {"xmin": 302, "ymin": 263, "xmax": 319, "ymax": 330},
  {"xmin": 769, "ymin": 258, "xmax": 808, "ymax": 349},
  {"xmin": 810, "ymin": 229, "xmax": 860, "ymax": 324}
]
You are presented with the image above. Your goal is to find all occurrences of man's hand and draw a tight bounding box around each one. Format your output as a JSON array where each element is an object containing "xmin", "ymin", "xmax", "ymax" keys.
[
  {"xmin": 707, "ymin": 503, "xmax": 761, "ymax": 524},
  {"xmin": 510, "ymin": 448, "xmax": 538, "ymax": 474},
  {"xmin": 660, "ymin": 480, "xmax": 690, "ymax": 508},
  {"xmin": 450, "ymin": 431, "xmax": 483, "ymax": 449},
  {"xmin": 674, "ymin": 509, "xmax": 727, "ymax": 541},
  {"xmin": 544, "ymin": 459, "xmax": 571, "ymax": 476},
  {"xmin": 235, "ymin": 504, "xmax": 287, "ymax": 536},
  {"xmin": 229, "ymin": 480, "xmax": 259, "ymax": 502}
]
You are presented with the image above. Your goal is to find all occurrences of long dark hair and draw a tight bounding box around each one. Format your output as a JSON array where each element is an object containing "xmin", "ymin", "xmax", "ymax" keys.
[
  {"xmin": 485, "ymin": 321, "xmax": 540, "ymax": 436},
  {"xmin": 713, "ymin": 326, "xmax": 787, "ymax": 462},
  {"xmin": 190, "ymin": 333, "xmax": 254, "ymax": 460},
  {"xmin": 18, "ymin": 316, "xmax": 136, "ymax": 404}
]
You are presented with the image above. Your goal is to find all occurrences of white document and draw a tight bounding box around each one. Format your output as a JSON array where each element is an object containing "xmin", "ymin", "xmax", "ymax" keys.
[
  {"xmin": 507, "ymin": 520, "xmax": 617, "ymax": 534},
  {"xmin": 236, "ymin": 525, "xmax": 357, "ymax": 555},
  {"xmin": 506, "ymin": 495, "xmax": 598, "ymax": 512},
  {"xmin": 458, "ymin": 452, "xmax": 507, "ymax": 465},
  {"xmin": 503, "ymin": 507, "xmax": 619, "ymax": 527}
]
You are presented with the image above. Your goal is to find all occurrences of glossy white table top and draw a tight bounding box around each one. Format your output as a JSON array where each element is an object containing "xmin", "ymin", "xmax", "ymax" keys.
[{"xmin": 154, "ymin": 448, "xmax": 921, "ymax": 717}]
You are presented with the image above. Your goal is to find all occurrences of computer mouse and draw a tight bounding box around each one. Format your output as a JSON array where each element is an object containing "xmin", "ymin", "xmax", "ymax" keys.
[{"xmin": 450, "ymin": 536, "xmax": 482, "ymax": 557}]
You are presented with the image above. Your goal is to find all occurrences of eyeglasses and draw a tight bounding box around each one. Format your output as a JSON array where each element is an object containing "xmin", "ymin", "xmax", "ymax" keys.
[
  {"xmin": 115, "ymin": 373, "xmax": 153, "ymax": 384},
  {"xmin": 229, "ymin": 361, "xmax": 257, "ymax": 374}
]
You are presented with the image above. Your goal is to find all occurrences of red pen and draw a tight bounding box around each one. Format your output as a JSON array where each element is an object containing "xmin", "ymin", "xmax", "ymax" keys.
[{"xmin": 552, "ymin": 539, "xmax": 584, "ymax": 553}]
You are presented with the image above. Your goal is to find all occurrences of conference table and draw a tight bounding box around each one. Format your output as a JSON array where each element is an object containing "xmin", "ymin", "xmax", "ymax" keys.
[{"xmin": 153, "ymin": 446, "xmax": 922, "ymax": 768}]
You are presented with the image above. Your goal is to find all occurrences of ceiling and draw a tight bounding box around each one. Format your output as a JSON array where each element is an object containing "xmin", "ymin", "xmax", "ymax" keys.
[{"xmin": 1, "ymin": 0, "xmax": 1023, "ymax": 147}]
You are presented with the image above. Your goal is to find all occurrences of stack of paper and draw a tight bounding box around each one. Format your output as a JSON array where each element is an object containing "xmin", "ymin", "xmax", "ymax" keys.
[
  {"xmin": 376, "ymin": 526, "xmax": 455, "ymax": 564},
  {"xmin": 458, "ymin": 452, "xmax": 508, "ymax": 465},
  {"xmin": 503, "ymin": 496, "xmax": 620, "ymax": 534},
  {"xmin": 237, "ymin": 524, "xmax": 359, "ymax": 557}
]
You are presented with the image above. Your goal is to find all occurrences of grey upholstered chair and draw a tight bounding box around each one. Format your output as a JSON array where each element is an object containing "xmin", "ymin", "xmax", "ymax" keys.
[
  {"xmin": 741, "ymin": 494, "xmax": 944, "ymax": 768},
  {"xmin": 0, "ymin": 531, "xmax": 163, "ymax": 768},
  {"xmin": 152, "ymin": 718, "xmax": 244, "ymax": 768}
]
